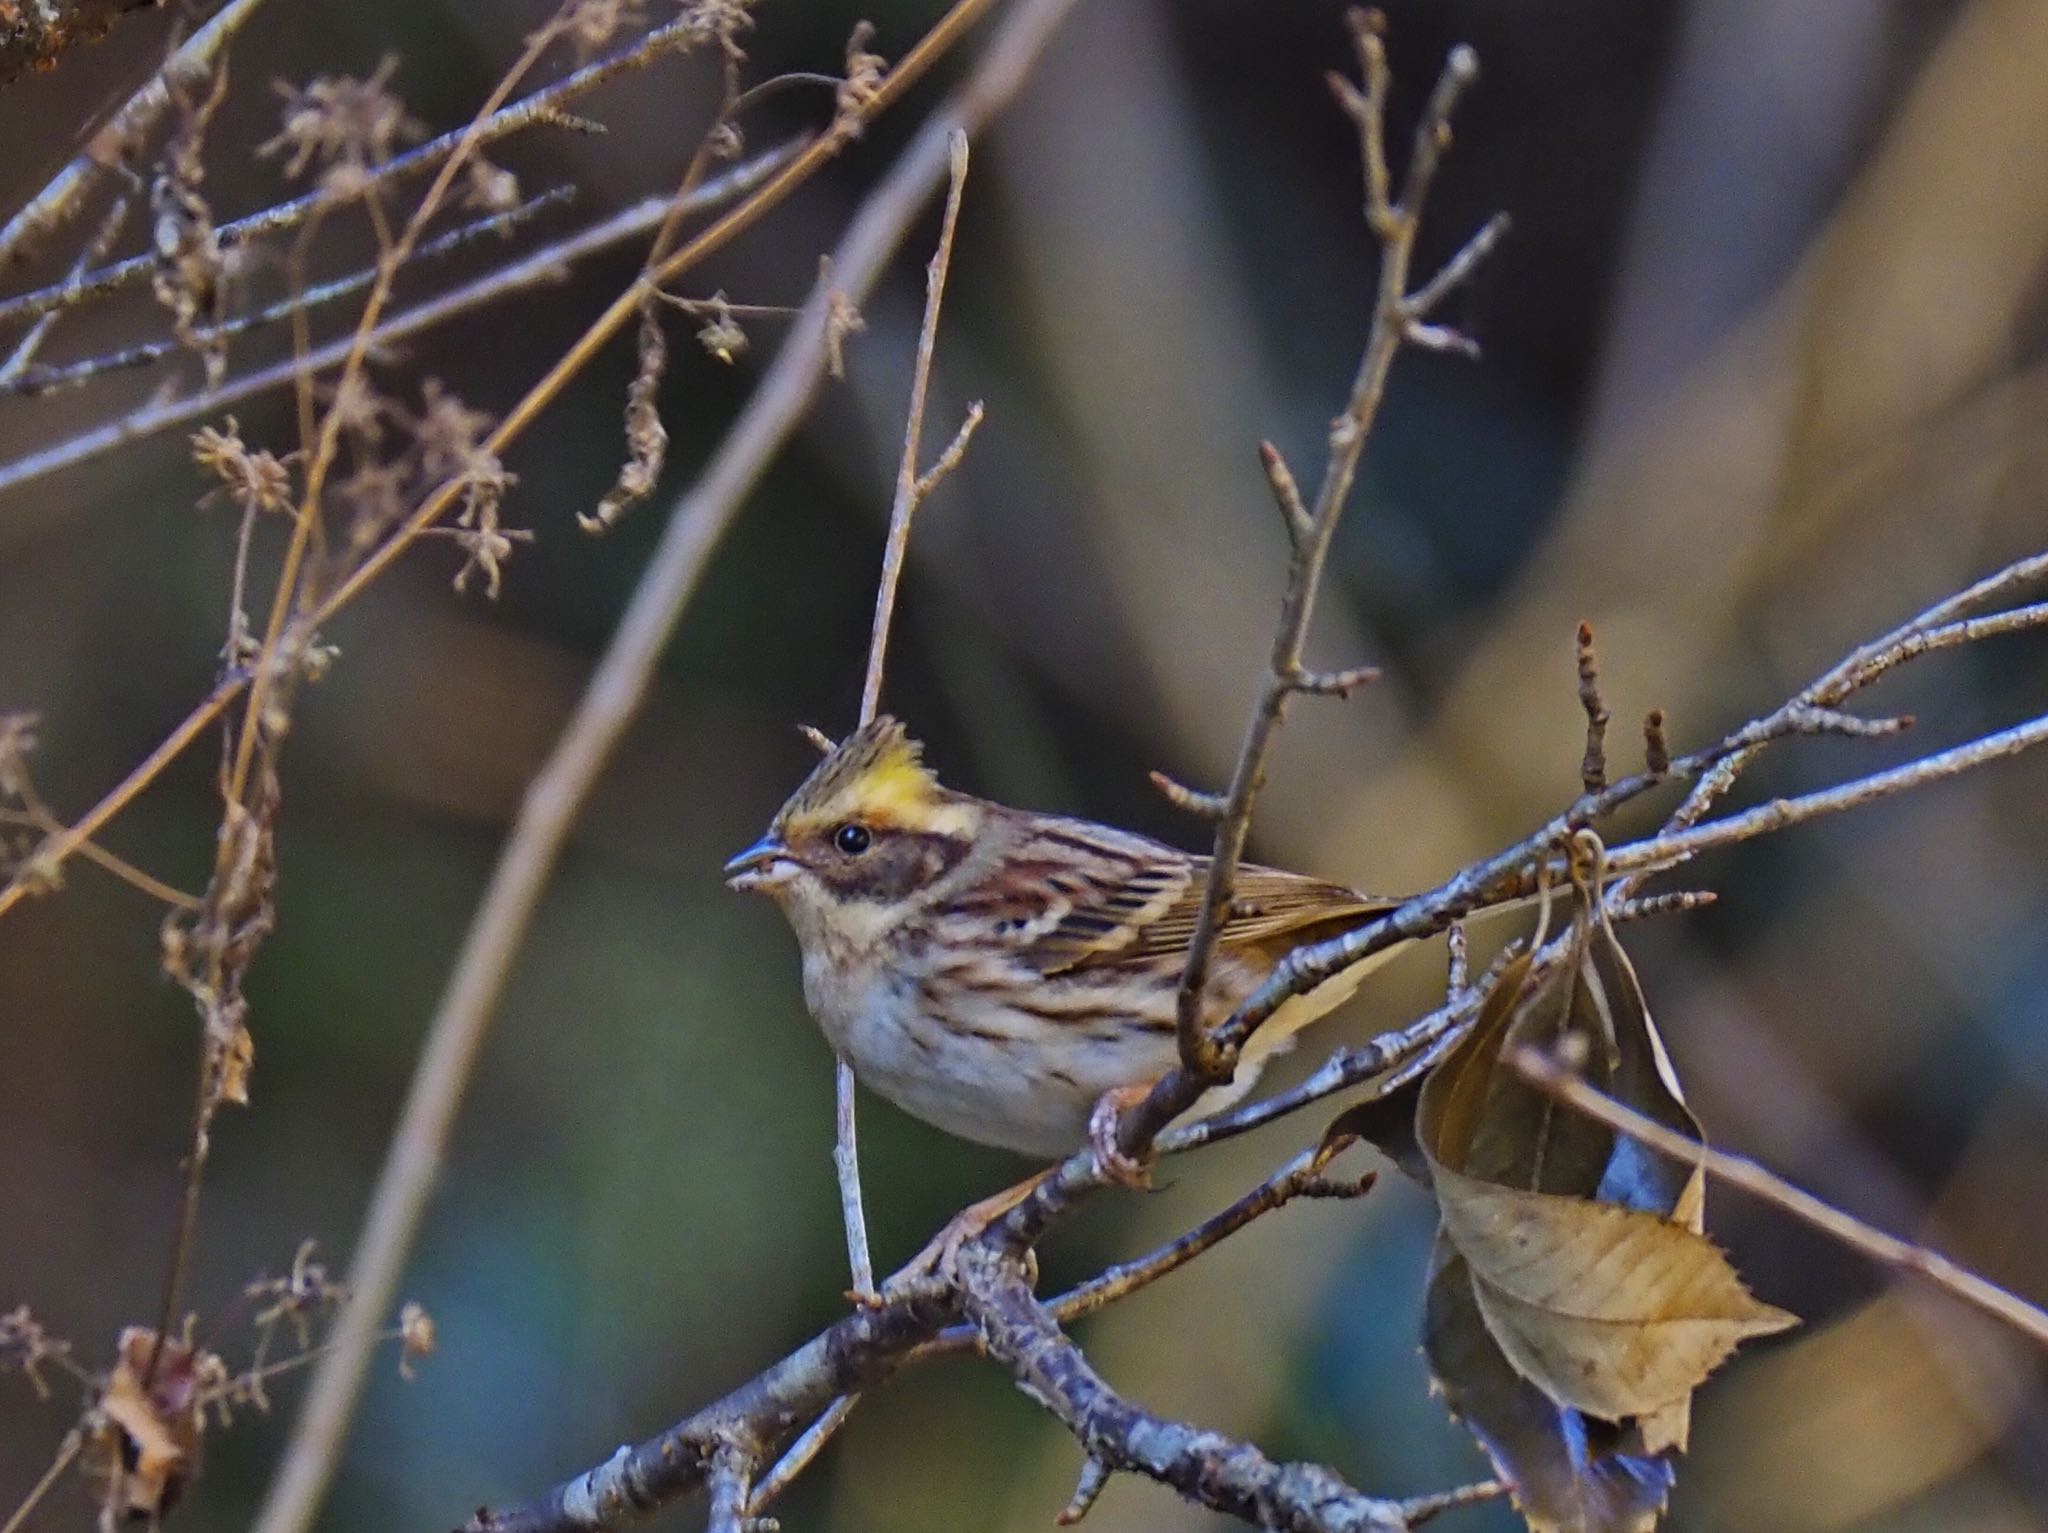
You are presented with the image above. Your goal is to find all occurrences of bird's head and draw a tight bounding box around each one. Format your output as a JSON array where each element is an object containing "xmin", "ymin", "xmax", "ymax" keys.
[{"xmin": 724, "ymin": 717, "xmax": 981, "ymax": 947}]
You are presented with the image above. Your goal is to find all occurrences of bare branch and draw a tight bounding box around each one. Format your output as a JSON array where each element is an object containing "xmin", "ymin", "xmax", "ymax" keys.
[
  {"xmin": 860, "ymin": 127, "xmax": 974, "ymax": 724},
  {"xmin": 831, "ymin": 1064, "xmax": 875, "ymax": 1302},
  {"xmin": 1603, "ymin": 710, "xmax": 2048, "ymax": 881},
  {"xmin": 0, "ymin": 188, "xmax": 575, "ymax": 400},
  {"xmin": 0, "ymin": 11, "xmax": 701, "ymax": 332},
  {"xmin": 1402, "ymin": 211, "xmax": 1511, "ymax": 320},
  {"xmin": 911, "ymin": 397, "xmax": 985, "ymax": 501},
  {"xmin": 955, "ymin": 1243, "xmax": 1409, "ymax": 1532},
  {"xmin": 0, "ymin": 1427, "xmax": 84, "ymax": 1533},
  {"xmin": 1398, "ymin": 1480, "xmax": 1508, "ymax": 1526},
  {"xmin": 1643, "ymin": 706, "xmax": 1671, "ymax": 776},
  {"xmin": 1154, "ymin": 20, "xmax": 1501, "ymax": 1138},
  {"xmin": 0, "ymin": 147, "xmax": 798, "ymax": 499},
  {"xmin": 1287, "ymin": 662, "xmax": 1382, "ymax": 697},
  {"xmin": 744, "ymin": 1395, "xmax": 859, "ymax": 1519},
  {"xmin": 1258, "ymin": 439, "xmax": 1311, "ymax": 546},
  {"xmin": 0, "ymin": 194, "xmax": 134, "ymax": 389},
  {"xmin": 1056, "ymin": 1457, "xmax": 1113, "ymax": 1526},
  {"xmin": 1508, "ymin": 1047, "xmax": 2048, "ymax": 1353},
  {"xmin": 704, "ymin": 1444, "xmax": 756, "ymax": 1533},
  {"xmin": 1148, "ymin": 769, "xmax": 1228, "ymax": 819},
  {"xmin": 1170, "ymin": 551, "xmax": 2048, "ymax": 1071},
  {"xmin": 0, "ymin": 0, "xmax": 269, "ymax": 270},
  {"xmin": 1610, "ymin": 888, "xmax": 1717, "ymax": 922}
]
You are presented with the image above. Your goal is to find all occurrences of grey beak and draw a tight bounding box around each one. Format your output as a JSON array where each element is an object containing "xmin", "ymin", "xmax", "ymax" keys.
[{"xmin": 724, "ymin": 834, "xmax": 794, "ymax": 890}]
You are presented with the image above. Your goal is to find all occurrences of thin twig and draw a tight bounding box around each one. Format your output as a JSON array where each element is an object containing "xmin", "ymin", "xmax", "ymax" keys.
[
  {"xmin": 1575, "ymin": 619, "xmax": 1609, "ymax": 794},
  {"xmin": 0, "ymin": 188, "xmax": 575, "ymax": 400},
  {"xmin": 859, "ymin": 128, "xmax": 974, "ymax": 725},
  {"xmin": 0, "ymin": 0, "xmax": 269, "ymax": 272},
  {"xmin": 705, "ymin": 1444, "xmax": 755, "ymax": 1533},
  {"xmin": 0, "ymin": 147, "xmax": 798, "ymax": 501},
  {"xmin": 0, "ymin": 1428, "xmax": 83, "ymax": 1533},
  {"xmin": 1603, "ymin": 711, "xmax": 2048, "ymax": 881},
  {"xmin": 832, "ymin": 1064, "xmax": 875, "ymax": 1300},
  {"xmin": 835, "ymin": 128, "xmax": 976, "ymax": 1300},
  {"xmin": 1508, "ymin": 1047, "xmax": 2048, "ymax": 1352},
  {"xmin": 1151, "ymin": 24, "xmax": 1489, "ymax": 1126},
  {"xmin": 247, "ymin": 9, "xmax": 1063, "ymax": 1532},
  {"xmin": 0, "ymin": 806, "xmax": 200, "ymax": 909},
  {"xmin": 1626, "ymin": 551, "xmax": 2048, "ymax": 875},
  {"xmin": 1398, "ymin": 1480, "xmax": 1508, "ymax": 1526},
  {"xmin": 745, "ymin": 1394, "xmax": 859, "ymax": 1517},
  {"xmin": 1163, "ymin": 558, "xmax": 2048, "ymax": 1080},
  {"xmin": 1056, "ymin": 1457, "xmax": 1113, "ymax": 1525},
  {"xmin": 0, "ymin": 12, "xmax": 700, "ymax": 332},
  {"xmin": 0, "ymin": 195, "xmax": 134, "ymax": 388}
]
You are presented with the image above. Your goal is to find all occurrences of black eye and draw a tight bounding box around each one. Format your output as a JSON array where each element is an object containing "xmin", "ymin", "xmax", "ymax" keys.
[{"xmin": 834, "ymin": 822, "xmax": 872, "ymax": 856}]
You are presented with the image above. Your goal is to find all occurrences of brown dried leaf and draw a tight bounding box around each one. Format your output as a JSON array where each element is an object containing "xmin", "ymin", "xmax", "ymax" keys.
[
  {"xmin": 1434, "ymin": 1165, "xmax": 1794, "ymax": 1421},
  {"xmin": 1405, "ymin": 847, "xmax": 1794, "ymax": 1531}
]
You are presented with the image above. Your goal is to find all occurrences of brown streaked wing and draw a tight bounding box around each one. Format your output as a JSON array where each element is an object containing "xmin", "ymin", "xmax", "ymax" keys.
[
  {"xmin": 997, "ymin": 814, "xmax": 1393, "ymax": 975},
  {"xmin": 1100, "ymin": 860, "xmax": 1395, "ymax": 963}
]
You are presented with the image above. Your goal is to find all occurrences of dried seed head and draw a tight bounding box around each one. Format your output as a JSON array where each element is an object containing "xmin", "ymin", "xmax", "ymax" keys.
[
  {"xmin": 261, "ymin": 54, "xmax": 422, "ymax": 196},
  {"xmin": 831, "ymin": 21, "xmax": 887, "ymax": 143},
  {"xmin": 191, "ymin": 420, "xmax": 296, "ymax": 517}
]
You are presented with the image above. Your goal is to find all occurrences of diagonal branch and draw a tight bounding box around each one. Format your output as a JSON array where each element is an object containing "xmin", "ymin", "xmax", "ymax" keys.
[
  {"xmin": 955, "ymin": 1242, "xmax": 1410, "ymax": 1533},
  {"xmin": 1508, "ymin": 1047, "xmax": 2048, "ymax": 1352},
  {"xmin": 0, "ymin": 147, "xmax": 797, "ymax": 500},
  {"xmin": 0, "ymin": 11, "xmax": 698, "ymax": 332},
  {"xmin": 0, "ymin": 0, "xmax": 270, "ymax": 271},
  {"xmin": 0, "ymin": 187, "xmax": 575, "ymax": 400}
]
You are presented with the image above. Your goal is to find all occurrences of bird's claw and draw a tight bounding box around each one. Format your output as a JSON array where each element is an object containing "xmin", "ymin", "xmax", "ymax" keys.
[
  {"xmin": 1088, "ymin": 1083, "xmax": 1156, "ymax": 1190},
  {"xmin": 871, "ymin": 1173, "xmax": 1049, "ymax": 1302}
]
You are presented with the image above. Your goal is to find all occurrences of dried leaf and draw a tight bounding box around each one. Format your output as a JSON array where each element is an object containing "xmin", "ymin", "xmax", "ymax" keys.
[
  {"xmin": 1425, "ymin": 1244, "xmax": 1677, "ymax": 1533},
  {"xmin": 1435, "ymin": 1166, "xmax": 1793, "ymax": 1421},
  {"xmin": 1401, "ymin": 848, "xmax": 1794, "ymax": 1532}
]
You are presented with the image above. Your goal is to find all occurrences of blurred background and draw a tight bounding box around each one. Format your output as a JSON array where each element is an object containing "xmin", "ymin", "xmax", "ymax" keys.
[{"xmin": 2, "ymin": 0, "xmax": 2046, "ymax": 1530}]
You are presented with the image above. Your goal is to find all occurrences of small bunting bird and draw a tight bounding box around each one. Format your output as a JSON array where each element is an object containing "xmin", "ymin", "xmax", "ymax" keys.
[{"xmin": 725, "ymin": 718, "xmax": 1409, "ymax": 1173}]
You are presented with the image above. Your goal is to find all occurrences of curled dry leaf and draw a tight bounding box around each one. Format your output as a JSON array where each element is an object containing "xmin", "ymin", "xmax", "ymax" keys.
[
  {"xmin": 1339, "ymin": 837, "xmax": 1794, "ymax": 1533},
  {"xmin": 583, "ymin": 299, "xmax": 669, "ymax": 533}
]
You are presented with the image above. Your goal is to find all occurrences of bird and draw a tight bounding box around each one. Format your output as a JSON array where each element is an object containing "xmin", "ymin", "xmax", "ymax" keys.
[{"xmin": 724, "ymin": 716, "xmax": 1413, "ymax": 1196}]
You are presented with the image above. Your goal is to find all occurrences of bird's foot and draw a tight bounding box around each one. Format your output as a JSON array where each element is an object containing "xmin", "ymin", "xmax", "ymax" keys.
[
  {"xmin": 1087, "ymin": 1082, "xmax": 1157, "ymax": 1190},
  {"xmin": 876, "ymin": 1172, "xmax": 1049, "ymax": 1298}
]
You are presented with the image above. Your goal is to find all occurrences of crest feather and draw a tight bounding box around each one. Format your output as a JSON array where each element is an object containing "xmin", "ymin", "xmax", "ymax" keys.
[{"xmin": 777, "ymin": 715, "xmax": 942, "ymax": 827}]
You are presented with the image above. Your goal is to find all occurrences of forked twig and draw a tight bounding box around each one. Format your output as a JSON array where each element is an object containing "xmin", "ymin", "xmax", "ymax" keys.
[
  {"xmin": 1146, "ymin": 16, "xmax": 1492, "ymax": 1137},
  {"xmin": 839, "ymin": 127, "xmax": 979, "ymax": 1301}
]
